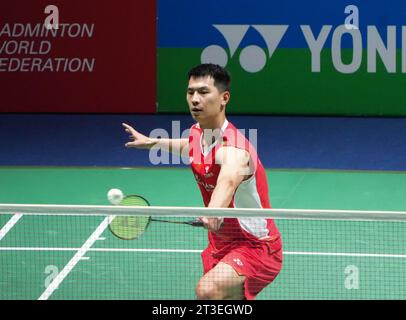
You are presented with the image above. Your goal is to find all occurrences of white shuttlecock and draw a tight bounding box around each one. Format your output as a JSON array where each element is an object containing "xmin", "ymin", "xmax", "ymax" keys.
[{"xmin": 107, "ymin": 188, "xmax": 124, "ymax": 205}]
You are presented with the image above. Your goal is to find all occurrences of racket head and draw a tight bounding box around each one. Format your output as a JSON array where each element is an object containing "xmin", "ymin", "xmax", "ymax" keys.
[{"xmin": 108, "ymin": 195, "xmax": 151, "ymax": 240}]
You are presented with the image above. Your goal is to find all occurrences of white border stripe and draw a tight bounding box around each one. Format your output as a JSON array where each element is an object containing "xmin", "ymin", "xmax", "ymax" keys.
[
  {"xmin": 0, "ymin": 214, "xmax": 23, "ymax": 240},
  {"xmin": 1, "ymin": 246, "xmax": 405, "ymax": 259},
  {"xmin": 37, "ymin": 217, "xmax": 110, "ymax": 300}
]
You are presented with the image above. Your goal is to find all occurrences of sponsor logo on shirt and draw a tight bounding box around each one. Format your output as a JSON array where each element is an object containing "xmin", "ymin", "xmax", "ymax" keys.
[
  {"xmin": 194, "ymin": 174, "xmax": 215, "ymax": 191},
  {"xmin": 233, "ymin": 258, "xmax": 244, "ymax": 267}
]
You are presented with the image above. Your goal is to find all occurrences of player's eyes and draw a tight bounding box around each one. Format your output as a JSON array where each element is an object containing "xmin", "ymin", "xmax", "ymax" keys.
[{"xmin": 187, "ymin": 89, "xmax": 209, "ymax": 95}]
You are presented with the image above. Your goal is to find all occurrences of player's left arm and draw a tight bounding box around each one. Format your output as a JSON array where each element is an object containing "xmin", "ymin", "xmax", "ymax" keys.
[{"xmin": 201, "ymin": 146, "xmax": 252, "ymax": 232}]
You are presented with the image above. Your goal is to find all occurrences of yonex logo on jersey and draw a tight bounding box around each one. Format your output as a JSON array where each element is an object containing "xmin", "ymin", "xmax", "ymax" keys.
[
  {"xmin": 233, "ymin": 258, "xmax": 243, "ymax": 266},
  {"xmin": 205, "ymin": 166, "xmax": 210, "ymax": 173}
]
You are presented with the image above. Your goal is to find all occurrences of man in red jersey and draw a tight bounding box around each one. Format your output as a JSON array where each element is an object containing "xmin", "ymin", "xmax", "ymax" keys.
[{"xmin": 122, "ymin": 64, "xmax": 282, "ymax": 300}]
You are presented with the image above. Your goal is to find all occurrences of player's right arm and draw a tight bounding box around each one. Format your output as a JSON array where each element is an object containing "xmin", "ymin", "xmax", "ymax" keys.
[{"xmin": 122, "ymin": 123, "xmax": 189, "ymax": 155}]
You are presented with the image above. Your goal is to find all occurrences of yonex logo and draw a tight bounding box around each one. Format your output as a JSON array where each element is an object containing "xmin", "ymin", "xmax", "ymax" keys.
[
  {"xmin": 233, "ymin": 258, "xmax": 243, "ymax": 266},
  {"xmin": 201, "ymin": 24, "xmax": 288, "ymax": 73}
]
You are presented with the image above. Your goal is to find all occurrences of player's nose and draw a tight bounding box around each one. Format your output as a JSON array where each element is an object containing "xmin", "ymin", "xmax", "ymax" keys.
[{"xmin": 191, "ymin": 91, "xmax": 200, "ymax": 103}]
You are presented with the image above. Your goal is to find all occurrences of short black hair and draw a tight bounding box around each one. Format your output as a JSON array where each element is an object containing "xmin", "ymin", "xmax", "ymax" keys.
[{"xmin": 187, "ymin": 63, "xmax": 231, "ymax": 92}]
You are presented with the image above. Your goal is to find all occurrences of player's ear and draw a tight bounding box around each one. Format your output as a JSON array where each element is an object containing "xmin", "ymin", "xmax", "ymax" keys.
[{"xmin": 221, "ymin": 91, "xmax": 230, "ymax": 108}]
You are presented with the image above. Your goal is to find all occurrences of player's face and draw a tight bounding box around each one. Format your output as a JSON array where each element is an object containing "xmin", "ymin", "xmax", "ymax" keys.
[{"xmin": 186, "ymin": 76, "xmax": 229, "ymax": 127}]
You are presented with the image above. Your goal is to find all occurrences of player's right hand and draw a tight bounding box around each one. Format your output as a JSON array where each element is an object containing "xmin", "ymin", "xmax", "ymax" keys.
[
  {"xmin": 199, "ymin": 216, "xmax": 224, "ymax": 233},
  {"xmin": 122, "ymin": 123, "xmax": 156, "ymax": 149}
]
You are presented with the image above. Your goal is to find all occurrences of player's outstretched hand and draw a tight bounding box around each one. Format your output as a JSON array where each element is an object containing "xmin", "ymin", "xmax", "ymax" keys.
[{"xmin": 122, "ymin": 123, "xmax": 156, "ymax": 149}]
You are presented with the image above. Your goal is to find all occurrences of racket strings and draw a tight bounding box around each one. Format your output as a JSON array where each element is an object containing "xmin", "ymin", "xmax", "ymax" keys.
[
  {"xmin": 109, "ymin": 195, "xmax": 203, "ymax": 239},
  {"xmin": 108, "ymin": 195, "xmax": 152, "ymax": 239}
]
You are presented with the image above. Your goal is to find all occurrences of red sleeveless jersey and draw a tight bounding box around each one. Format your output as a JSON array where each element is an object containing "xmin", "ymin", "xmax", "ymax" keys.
[{"xmin": 188, "ymin": 120, "xmax": 281, "ymax": 255}]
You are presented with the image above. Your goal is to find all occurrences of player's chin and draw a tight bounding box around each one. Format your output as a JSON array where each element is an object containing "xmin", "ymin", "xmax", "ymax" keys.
[{"xmin": 190, "ymin": 112, "xmax": 202, "ymax": 120}]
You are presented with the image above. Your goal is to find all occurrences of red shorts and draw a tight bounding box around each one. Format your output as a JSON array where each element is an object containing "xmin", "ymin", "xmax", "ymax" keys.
[{"xmin": 201, "ymin": 237, "xmax": 283, "ymax": 300}]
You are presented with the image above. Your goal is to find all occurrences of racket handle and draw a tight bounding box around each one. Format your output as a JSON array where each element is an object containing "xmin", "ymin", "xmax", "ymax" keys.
[{"xmin": 187, "ymin": 219, "xmax": 204, "ymax": 227}]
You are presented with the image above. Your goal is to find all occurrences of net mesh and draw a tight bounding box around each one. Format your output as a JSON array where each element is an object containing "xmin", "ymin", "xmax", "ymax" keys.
[{"xmin": 1, "ymin": 204, "xmax": 406, "ymax": 300}]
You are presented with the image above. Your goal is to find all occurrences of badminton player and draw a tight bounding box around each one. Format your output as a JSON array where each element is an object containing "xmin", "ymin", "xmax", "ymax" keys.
[{"xmin": 123, "ymin": 63, "xmax": 282, "ymax": 300}]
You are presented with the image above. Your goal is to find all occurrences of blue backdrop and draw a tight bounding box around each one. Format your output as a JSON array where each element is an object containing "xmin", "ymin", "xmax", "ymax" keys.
[{"xmin": 0, "ymin": 114, "xmax": 405, "ymax": 171}]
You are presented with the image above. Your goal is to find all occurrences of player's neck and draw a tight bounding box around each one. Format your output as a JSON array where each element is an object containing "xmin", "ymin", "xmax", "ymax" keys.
[
  {"xmin": 200, "ymin": 118, "xmax": 228, "ymax": 146},
  {"xmin": 198, "ymin": 115, "xmax": 226, "ymax": 130}
]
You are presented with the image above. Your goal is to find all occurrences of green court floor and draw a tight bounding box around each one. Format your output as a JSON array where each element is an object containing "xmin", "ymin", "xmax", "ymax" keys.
[{"xmin": 1, "ymin": 167, "xmax": 406, "ymax": 299}]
